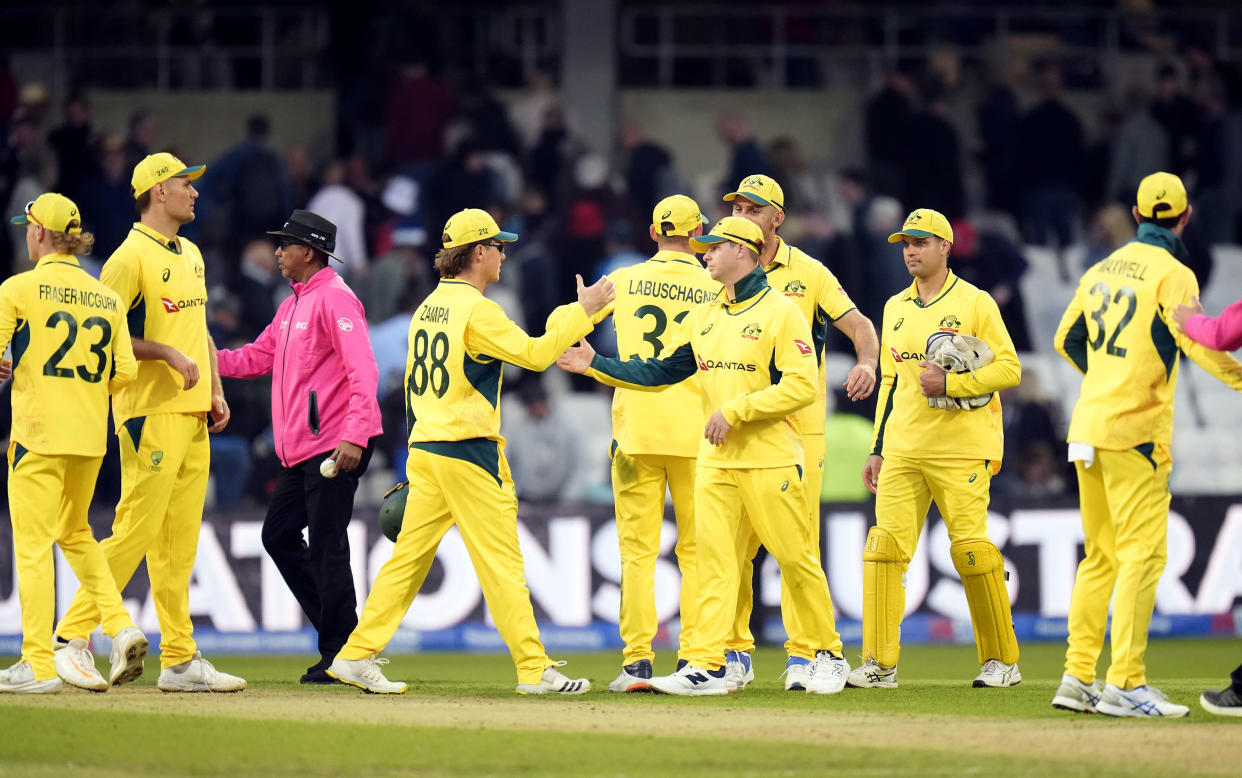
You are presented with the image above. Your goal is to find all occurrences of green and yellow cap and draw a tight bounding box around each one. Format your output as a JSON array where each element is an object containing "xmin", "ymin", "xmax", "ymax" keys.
[
  {"xmin": 690, "ymin": 216, "xmax": 765, "ymax": 254},
  {"xmin": 723, "ymin": 174, "xmax": 785, "ymax": 212},
  {"xmin": 10, "ymin": 192, "xmax": 83, "ymax": 233},
  {"xmin": 441, "ymin": 208, "xmax": 518, "ymax": 248},
  {"xmin": 888, "ymin": 208, "xmax": 954, "ymax": 243},
  {"xmin": 1136, "ymin": 171, "xmax": 1188, "ymax": 219},
  {"xmin": 131, "ymin": 152, "xmax": 205, "ymax": 199}
]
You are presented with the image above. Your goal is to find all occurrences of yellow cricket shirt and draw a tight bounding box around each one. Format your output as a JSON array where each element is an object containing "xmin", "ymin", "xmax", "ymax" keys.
[
  {"xmin": 0, "ymin": 254, "xmax": 137, "ymax": 456},
  {"xmin": 404, "ymin": 278, "xmax": 593, "ymax": 480},
  {"xmin": 596, "ymin": 250, "xmax": 721, "ymax": 457},
  {"xmin": 586, "ymin": 267, "xmax": 816, "ymax": 469},
  {"xmin": 871, "ymin": 271, "xmax": 1020, "ymax": 467},
  {"xmin": 762, "ymin": 236, "xmax": 858, "ymax": 436},
  {"xmin": 102, "ymin": 223, "xmax": 212, "ymax": 424},
  {"xmin": 1055, "ymin": 223, "xmax": 1242, "ymax": 450}
]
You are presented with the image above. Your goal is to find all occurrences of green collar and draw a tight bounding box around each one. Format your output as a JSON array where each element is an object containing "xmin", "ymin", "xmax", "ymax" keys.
[
  {"xmin": 1135, "ymin": 223, "xmax": 1189, "ymax": 262},
  {"xmin": 729, "ymin": 265, "xmax": 769, "ymax": 303}
]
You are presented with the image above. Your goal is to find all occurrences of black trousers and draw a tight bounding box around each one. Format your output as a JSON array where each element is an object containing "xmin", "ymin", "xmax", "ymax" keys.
[{"xmin": 262, "ymin": 440, "xmax": 374, "ymax": 663}]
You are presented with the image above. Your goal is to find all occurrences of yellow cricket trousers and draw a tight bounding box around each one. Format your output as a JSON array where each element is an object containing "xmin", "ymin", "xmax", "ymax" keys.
[
  {"xmin": 869, "ymin": 455, "xmax": 1000, "ymax": 667},
  {"xmin": 340, "ymin": 446, "xmax": 551, "ymax": 685},
  {"xmin": 688, "ymin": 464, "xmax": 841, "ymax": 670},
  {"xmin": 728, "ymin": 433, "xmax": 825, "ymax": 656},
  {"xmin": 611, "ymin": 449, "xmax": 697, "ymax": 665},
  {"xmin": 55, "ymin": 413, "xmax": 209, "ymax": 669},
  {"xmin": 1066, "ymin": 445, "xmax": 1172, "ymax": 689},
  {"xmin": 8, "ymin": 446, "xmax": 135, "ymax": 680}
]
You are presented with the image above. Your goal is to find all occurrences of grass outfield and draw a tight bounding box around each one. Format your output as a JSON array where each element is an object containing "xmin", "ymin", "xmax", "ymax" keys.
[{"xmin": 0, "ymin": 638, "xmax": 1239, "ymax": 777}]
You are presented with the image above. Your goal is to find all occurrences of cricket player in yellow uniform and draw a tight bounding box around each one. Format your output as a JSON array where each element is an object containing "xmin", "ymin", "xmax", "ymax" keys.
[
  {"xmin": 561, "ymin": 217, "xmax": 851, "ymax": 696},
  {"xmin": 851, "ymin": 208, "xmax": 1023, "ymax": 690},
  {"xmin": 328, "ymin": 208, "xmax": 614, "ymax": 694},
  {"xmin": 593, "ymin": 194, "xmax": 719, "ymax": 692},
  {"xmin": 0, "ymin": 194, "xmax": 147, "ymax": 694},
  {"xmin": 1051, "ymin": 173, "xmax": 1242, "ymax": 718},
  {"xmin": 53, "ymin": 153, "xmax": 246, "ymax": 693},
  {"xmin": 724, "ymin": 174, "xmax": 878, "ymax": 689}
]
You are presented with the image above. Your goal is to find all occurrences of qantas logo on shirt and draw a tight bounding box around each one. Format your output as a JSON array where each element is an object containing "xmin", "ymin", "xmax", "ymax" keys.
[
  {"xmin": 889, "ymin": 347, "xmax": 926, "ymax": 363},
  {"xmin": 697, "ymin": 353, "xmax": 757, "ymax": 372},
  {"xmin": 794, "ymin": 339, "xmax": 812, "ymax": 355},
  {"xmin": 160, "ymin": 296, "xmax": 207, "ymax": 313},
  {"xmin": 782, "ymin": 279, "xmax": 806, "ymax": 297}
]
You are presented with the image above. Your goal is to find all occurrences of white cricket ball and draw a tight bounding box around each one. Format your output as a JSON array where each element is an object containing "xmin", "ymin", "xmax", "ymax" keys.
[{"xmin": 320, "ymin": 458, "xmax": 338, "ymax": 479}]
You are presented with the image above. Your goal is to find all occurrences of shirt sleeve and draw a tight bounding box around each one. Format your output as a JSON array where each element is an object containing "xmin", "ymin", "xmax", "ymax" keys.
[
  {"xmin": 465, "ymin": 298, "xmax": 593, "ymax": 371},
  {"xmin": 0, "ymin": 279, "xmax": 18, "ymax": 353},
  {"xmin": 586, "ymin": 311, "xmax": 696, "ymax": 390},
  {"xmin": 1182, "ymin": 297, "xmax": 1242, "ymax": 352},
  {"xmin": 1161, "ymin": 268, "xmax": 1242, "ymax": 390},
  {"xmin": 1054, "ymin": 284, "xmax": 1089, "ymax": 374},
  {"xmin": 945, "ymin": 291, "xmax": 1021, "ymax": 397},
  {"xmin": 108, "ymin": 306, "xmax": 138, "ymax": 392},
  {"xmin": 324, "ymin": 290, "xmax": 381, "ymax": 447},
  {"xmin": 816, "ymin": 263, "xmax": 858, "ymax": 321},
  {"xmin": 718, "ymin": 305, "xmax": 816, "ymax": 424},
  {"xmin": 871, "ymin": 300, "xmax": 898, "ymax": 456},
  {"xmin": 99, "ymin": 247, "xmax": 142, "ymax": 319}
]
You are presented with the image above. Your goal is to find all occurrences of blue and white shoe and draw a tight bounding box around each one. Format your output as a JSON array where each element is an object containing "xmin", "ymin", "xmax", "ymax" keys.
[
  {"xmin": 781, "ymin": 656, "xmax": 811, "ymax": 691},
  {"xmin": 647, "ymin": 663, "xmax": 731, "ymax": 696},
  {"xmin": 1051, "ymin": 673, "xmax": 1101, "ymax": 713},
  {"xmin": 1097, "ymin": 683, "xmax": 1189, "ymax": 718},
  {"xmin": 724, "ymin": 651, "xmax": 754, "ymax": 690},
  {"xmin": 608, "ymin": 659, "xmax": 653, "ymax": 693}
]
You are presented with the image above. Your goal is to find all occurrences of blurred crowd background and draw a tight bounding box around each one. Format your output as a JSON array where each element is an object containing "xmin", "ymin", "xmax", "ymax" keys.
[{"xmin": 0, "ymin": 0, "xmax": 1240, "ymax": 509}]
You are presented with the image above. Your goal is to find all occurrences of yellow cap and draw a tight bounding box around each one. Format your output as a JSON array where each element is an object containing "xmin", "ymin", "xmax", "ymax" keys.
[
  {"xmin": 10, "ymin": 192, "xmax": 83, "ymax": 234},
  {"xmin": 652, "ymin": 194, "xmax": 709, "ymax": 236},
  {"xmin": 888, "ymin": 208, "xmax": 954, "ymax": 243},
  {"xmin": 1136, "ymin": 171, "xmax": 1188, "ymax": 219},
  {"xmin": 689, "ymin": 216, "xmax": 765, "ymax": 254},
  {"xmin": 441, "ymin": 208, "xmax": 519, "ymax": 248},
  {"xmin": 131, "ymin": 152, "xmax": 205, "ymax": 199},
  {"xmin": 723, "ymin": 174, "xmax": 785, "ymax": 212}
]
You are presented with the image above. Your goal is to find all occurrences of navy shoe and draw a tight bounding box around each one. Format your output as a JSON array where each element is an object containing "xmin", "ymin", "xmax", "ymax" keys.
[{"xmin": 608, "ymin": 659, "xmax": 653, "ymax": 692}]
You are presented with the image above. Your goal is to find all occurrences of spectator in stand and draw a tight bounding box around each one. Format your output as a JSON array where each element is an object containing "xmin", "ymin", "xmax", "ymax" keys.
[
  {"xmin": 509, "ymin": 69, "xmax": 559, "ymax": 151},
  {"xmin": 0, "ymin": 55, "xmax": 17, "ymax": 131},
  {"xmin": 384, "ymin": 58, "xmax": 456, "ymax": 174},
  {"xmin": 458, "ymin": 78, "xmax": 521, "ymax": 158},
  {"xmin": 619, "ymin": 120, "xmax": 677, "ymax": 219},
  {"xmin": 907, "ymin": 87, "xmax": 965, "ymax": 220},
  {"xmin": 307, "ymin": 159, "xmax": 368, "ymax": 279},
  {"xmin": 0, "ymin": 117, "xmax": 51, "ymax": 279},
  {"xmin": 865, "ymin": 66, "xmax": 917, "ymax": 201},
  {"xmin": 76, "ymin": 135, "xmax": 134, "ymax": 267},
  {"xmin": 17, "ymin": 83, "xmax": 49, "ymax": 129},
  {"xmin": 767, "ymin": 136, "xmax": 828, "ymax": 216},
  {"xmin": 1019, "ymin": 61, "xmax": 1084, "ymax": 249},
  {"xmin": 122, "ymin": 110, "xmax": 158, "ymax": 172},
  {"xmin": 855, "ymin": 196, "xmax": 907, "ymax": 326},
  {"xmin": 427, "ymin": 140, "xmax": 502, "ymax": 243},
  {"xmin": 46, "ymin": 93, "xmax": 98, "ymax": 201},
  {"xmin": 1190, "ymin": 84, "xmax": 1234, "ymax": 243},
  {"xmin": 977, "ymin": 82, "xmax": 1021, "ymax": 217},
  {"xmin": 949, "ymin": 219, "xmax": 1032, "ymax": 351},
  {"xmin": 1082, "ymin": 109, "xmax": 1121, "ymax": 215},
  {"xmin": 200, "ymin": 114, "xmax": 294, "ymax": 258},
  {"xmin": 206, "ymin": 293, "xmax": 268, "ymax": 510},
  {"xmin": 1108, "ymin": 86, "xmax": 1169, "ymax": 206},
  {"xmin": 993, "ymin": 372, "xmax": 1067, "ymax": 499},
  {"xmin": 528, "ymin": 104, "xmax": 575, "ymax": 210},
  {"xmin": 228, "ymin": 238, "xmax": 283, "ymax": 339},
  {"xmin": 505, "ymin": 380, "xmax": 579, "ymax": 504},
  {"xmin": 1151, "ymin": 63, "xmax": 1200, "ymax": 177},
  {"xmin": 285, "ymin": 146, "xmax": 314, "ymax": 209},
  {"xmin": 364, "ymin": 224, "xmax": 427, "ymax": 325},
  {"xmin": 715, "ymin": 110, "xmax": 767, "ymax": 198},
  {"xmin": 370, "ymin": 278, "xmax": 423, "ymax": 477}
]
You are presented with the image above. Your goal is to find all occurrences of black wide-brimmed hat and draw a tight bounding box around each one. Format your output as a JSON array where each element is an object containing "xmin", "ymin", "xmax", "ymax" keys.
[{"xmin": 267, "ymin": 209, "xmax": 342, "ymax": 261}]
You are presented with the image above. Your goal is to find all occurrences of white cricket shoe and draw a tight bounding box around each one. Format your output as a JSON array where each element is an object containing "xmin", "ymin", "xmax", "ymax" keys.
[
  {"xmin": 327, "ymin": 654, "xmax": 407, "ymax": 694},
  {"xmin": 157, "ymin": 652, "xmax": 247, "ymax": 693},
  {"xmin": 724, "ymin": 651, "xmax": 754, "ymax": 691},
  {"xmin": 781, "ymin": 656, "xmax": 811, "ymax": 691},
  {"xmin": 1097, "ymin": 683, "xmax": 1189, "ymax": 718},
  {"xmin": 973, "ymin": 659, "xmax": 1022, "ymax": 688},
  {"xmin": 516, "ymin": 662, "xmax": 590, "ymax": 695},
  {"xmin": 55, "ymin": 638, "xmax": 108, "ymax": 692},
  {"xmin": 647, "ymin": 663, "xmax": 731, "ymax": 696},
  {"xmin": 1051, "ymin": 673, "xmax": 1102, "ymax": 713},
  {"xmin": 108, "ymin": 627, "xmax": 148, "ymax": 687},
  {"xmin": 0, "ymin": 661, "xmax": 62, "ymax": 694},
  {"xmin": 805, "ymin": 651, "xmax": 849, "ymax": 695},
  {"xmin": 846, "ymin": 657, "xmax": 898, "ymax": 688},
  {"xmin": 607, "ymin": 659, "xmax": 651, "ymax": 693}
]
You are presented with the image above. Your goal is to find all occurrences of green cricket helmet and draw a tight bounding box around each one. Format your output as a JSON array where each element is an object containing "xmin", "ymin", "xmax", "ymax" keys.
[{"xmin": 378, "ymin": 481, "xmax": 409, "ymax": 542}]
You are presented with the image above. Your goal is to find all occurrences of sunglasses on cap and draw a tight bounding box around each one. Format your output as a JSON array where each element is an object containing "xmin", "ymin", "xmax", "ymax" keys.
[
  {"xmin": 22, "ymin": 200, "xmax": 43, "ymax": 229},
  {"xmin": 480, "ymin": 240, "xmax": 506, "ymax": 251}
]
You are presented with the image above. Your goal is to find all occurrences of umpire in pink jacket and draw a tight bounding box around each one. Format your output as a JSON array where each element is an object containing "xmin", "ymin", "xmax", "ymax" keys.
[{"xmin": 217, "ymin": 210, "xmax": 382, "ymax": 684}]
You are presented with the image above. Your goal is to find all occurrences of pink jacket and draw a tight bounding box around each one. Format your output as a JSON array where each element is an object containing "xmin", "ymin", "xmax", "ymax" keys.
[
  {"xmin": 218, "ymin": 266, "xmax": 382, "ymax": 467},
  {"xmin": 1184, "ymin": 297, "xmax": 1242, "ymax": 352}
]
